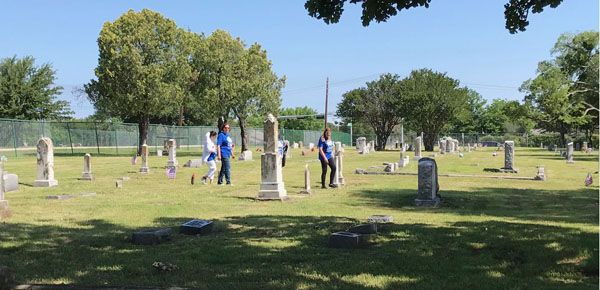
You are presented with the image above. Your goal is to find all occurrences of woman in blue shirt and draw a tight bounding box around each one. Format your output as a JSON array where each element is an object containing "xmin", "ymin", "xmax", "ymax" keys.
[
  {"xmin": 217, "ymin": 123, "xmax": 235, "ymax": 185},
  {"xmin": 318, "ymin": 127, "xmax": 337, "ymax": 188}
]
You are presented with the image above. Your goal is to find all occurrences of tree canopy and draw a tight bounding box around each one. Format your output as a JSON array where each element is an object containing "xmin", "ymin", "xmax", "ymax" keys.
[
  {"xmin": 304, "ymin": 0, "xmax": 565, "ymax": 33},
  {"xmin": 279, "ymin": 106, "xmax": 322, "ymax": 130},
  {"xmin": 0, "ymin": 55, "xmax": 72, "ymax": 120}
]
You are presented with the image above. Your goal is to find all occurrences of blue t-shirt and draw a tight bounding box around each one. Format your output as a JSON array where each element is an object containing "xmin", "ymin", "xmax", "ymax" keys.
[
  {"xmin": 207, "ymin": 152, "xmax": 216, "ymax": 161},
  {"xmin": 278, "ymin": 138, "xmax": 283, "ymax": 156},
  {"xmin": 217, "ymin": 132, "xmax": 233, "ymax": 157},
  {"xmin": 318, "ymin": 137, "xmax": 333, "ymax": 160}
]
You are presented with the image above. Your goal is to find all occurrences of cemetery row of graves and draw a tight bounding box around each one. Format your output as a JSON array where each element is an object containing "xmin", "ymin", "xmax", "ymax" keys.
[{"xmin": 0, "ymin": 114, "xmax": 598, "ymax": 289}]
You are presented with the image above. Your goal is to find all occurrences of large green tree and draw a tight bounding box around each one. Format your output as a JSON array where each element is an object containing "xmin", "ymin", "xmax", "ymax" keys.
[
  {"xmin": 86, "ymin": 9, "xmax": 194, "ymax": 154},
  {"xmin": 451, "ymin": 89, "xmax": 487, "ymax": 133},
  {"xmin": 401, "ymin": 69, "xmax": 469, "ymax": 151},
  {"xmin": 304, "ymin": 0, "xmax": 565, "ymax": 33},
  {"xmin": 337, "ymin": 73, "xmax": 406, "ymax": 150},
  {"xmin": 0, "ymin": 55, "xmax": 72, "ymax": 120}
]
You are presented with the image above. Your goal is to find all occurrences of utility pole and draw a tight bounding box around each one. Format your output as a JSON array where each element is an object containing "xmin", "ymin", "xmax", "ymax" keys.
[{"xmin": 324, "ymin": 77, "xmax": 329, "ymax": 129}]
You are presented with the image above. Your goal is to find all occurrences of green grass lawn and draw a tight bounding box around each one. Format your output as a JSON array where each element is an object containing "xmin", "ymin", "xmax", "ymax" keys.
[{"xmin": 0, "ymin": 146, "xmax": 598, "ymax": 289}]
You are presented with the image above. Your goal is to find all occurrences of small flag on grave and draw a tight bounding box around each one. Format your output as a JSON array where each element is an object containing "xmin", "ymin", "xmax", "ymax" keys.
[
  {"xmin": 132, "ymin": 155, "xmax": 137, "ymax": 165},
  {"xmin": 166, "ymin": 167, "xmax": 176, "ymax": 179},
  {"xmin": 585, "ymin": 172, "xmax": 593, "ymax": 186}
]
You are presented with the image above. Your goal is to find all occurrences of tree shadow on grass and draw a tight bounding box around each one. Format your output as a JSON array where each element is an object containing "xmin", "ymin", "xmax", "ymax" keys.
[
  {"xmin": 1, "ymin": 216, "xmax": 597, "ymax": 289},
  {"xmin": 351, "ymin": 187, "xmax": 599, "ymax": 225}
]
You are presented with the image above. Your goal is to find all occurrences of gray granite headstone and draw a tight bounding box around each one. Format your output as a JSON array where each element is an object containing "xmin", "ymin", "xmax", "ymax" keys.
[
  {"xmin": 502, "ymin": 140, "xmax": 518, "ymax": 172},
  {"xmin": 415, "ymin": 157, "xmax": 440, "ymax": 206},
  {"xmin": 131, "ymin": 228, "xmax": 172, "ymax": 245},
  {"xmin": 183, "ymin": 159, "xmax": 203, "ymax": 168},
  {"xmin": 567, "ymin": 142, "xmax": 574, "ymax": 164},
  {"xmin": 300, "ymin": 164, "xmax": 314, "ymax": 194},
  {"xmin": 414, "ymin": 136, "xmax": 422, "ymax": 161},
  {"xmin": 3, "ymin": 173, "xmax": 18, "ymax": 192},
  {"xmin": 80, "ymin": 153, "xmax": 93, "ymax": 181},
  {"xmin": 140, "ymin": 144, "xmax": 150, "ymax": 173},
  {"xmin": 166, "ymin": 139, "xmax": 178, "ymax": 168},
  {"xmin": 328, "ymin": 231, "xmax": 363, "ymax": 249}
]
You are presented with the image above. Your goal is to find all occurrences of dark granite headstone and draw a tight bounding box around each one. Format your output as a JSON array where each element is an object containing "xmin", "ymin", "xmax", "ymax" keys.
[
  {"xmin": 415, "ymin": 157, "xmax": 441, "ymax": 206},
  {"xmin": 131, "ymin": 228, "xmax": 172, "ymax": 245},
  {"xmin": 328, "ymin": 231, "xmax": 363, "ymax": 249},
  {"xmin": 179, "ymin": 219, "xmax": 213, "ymax": 235},
  {"xmin": 347, "ymin": 223, "xmax": 377, "ymax": 234}
]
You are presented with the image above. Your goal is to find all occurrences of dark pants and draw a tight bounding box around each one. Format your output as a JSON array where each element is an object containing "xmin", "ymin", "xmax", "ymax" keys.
[
  {"xmin": 320, "ymin": 158, "xmax": 336, "ymax": 187},
  {"xmin": 218, "ymin": 156, "xmax": 231, "ymax": 184}
]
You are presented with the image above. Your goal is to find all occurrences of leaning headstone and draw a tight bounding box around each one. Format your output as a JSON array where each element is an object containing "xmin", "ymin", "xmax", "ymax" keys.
[
  {"xmin": 328, "ymin": 231, "xmax": 363, "ymax": 249},
  {"xmin": 501, "ymin": 141, "xmax": 518, "ymax": 173},
  {"xmin": 80, "ymin": 154, "xmax": 94, "ymax": 181},
  {"xmin": 166, "ymin": 139, "xmax": 178, "ymax": 168},
  {"xmin": 238, "ymin": 150, "xmax": 253, "ymax": 161},
  {"xmin": 0, "ymin": 163, "xmax": 11, "ymax": 220},
  {"xmin": 139, "ymin": 144, "xmax": 150, "ymax": 173},
  {"xmin": 131, "ymin": 228, "xmax": 172, "ymax": 245},
  {"xmin": 34, "ymin": 137, "xmax": 58, "ymax": 187},
  {"xmin": 258, "ymin": 114, "xmax": 287, "ymax": 201},
  {"xmin": 567, "ymin": 142, "xmax": 574, "ymax": 164},
  {"xmin": 413, "ymin": 136, "xmax": 422, "ymax": 161},
  {"xmin": 367, "ymin": 215, "xmax": 393, "ymax": 223},
  {"xmin": 300, "ymin": 164, "xmax": 314, "ymax": 194},
  {"xmin": 183, "ymin": 159, "xmax": 203, "ymax": 167},
  {"xmin": 3, "ymin": 173, "xmax": 18, "ymax": 192},
  {"xmin": 179, "ymin": 219, "xmax": 213, "ymax": 235},
  {"xmin": 347, "ymin": 224, "xmax": 377, "ymax": 234},
  {"xmin": 535, "ymin": 165, "xmax": 546, "ymax": 181},
  {"xmin": 415, "ymin": 158, "xmax": 440, "ymax": 206}
]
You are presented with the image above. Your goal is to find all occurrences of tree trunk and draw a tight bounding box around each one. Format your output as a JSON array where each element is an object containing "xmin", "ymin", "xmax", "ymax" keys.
[
  {"xmin": 373, "ymin": 126, "xmax": 393, "ymax": 151},
  {"xmin": 239, "ymin": 117, "xmax": 248, "ymax": 152},
  {"xmin": 138, "ymin": 114, "xmax": 149, "ymax": 155},
  {"xmin": 424, "ymin": 132, "xmax": 438, "ymax": 151}
]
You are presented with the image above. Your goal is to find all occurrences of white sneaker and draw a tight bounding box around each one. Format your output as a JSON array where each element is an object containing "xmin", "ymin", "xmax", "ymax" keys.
[{"xmin": 201, "ymin": 177, "xmax": 207, "ymax": 185}]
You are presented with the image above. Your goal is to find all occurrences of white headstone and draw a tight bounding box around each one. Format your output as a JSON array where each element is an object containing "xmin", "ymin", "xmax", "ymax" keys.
[
  {"xmin": 238, "ymin": 150, "xmax": 253, "ymax": 161},
  {"xmin": 139, "ymin": 144, "xmax": 150, "ymax": 173},
  {"xmin": 300, "ymin": 164, "xmax": 313, "ymax": 194},
  {"xmin": 166, "ymin": 139, "xmax": 178, "ymax": 167},
  {"xmin": 34, "ymin": 137, "xmax": 58, "ymax": 187},
  {"xmin": 567, "ymin": 142, "xmax": 574, "ymax": 164},
  {"xmin": 414, "ymin": 136, "xmax": 422, "ymax": 161},
  {"xmin": 258, "ymin": 114, "xmax": 287, "ymax": 200},
  {"xmin": 80, "ymin": 153, "xmax": 94, "ymax": 180}
]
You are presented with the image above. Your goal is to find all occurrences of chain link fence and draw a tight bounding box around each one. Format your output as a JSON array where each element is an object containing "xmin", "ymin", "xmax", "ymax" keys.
[{"xmin": 0, "ymin": 118, "xmax": 351, "ymax": 156}]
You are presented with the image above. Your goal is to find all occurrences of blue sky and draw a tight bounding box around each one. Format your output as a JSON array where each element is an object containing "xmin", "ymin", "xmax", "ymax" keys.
[{"xmin": 1, "ymin": 1, "xmax": 598, "ymax": 119}]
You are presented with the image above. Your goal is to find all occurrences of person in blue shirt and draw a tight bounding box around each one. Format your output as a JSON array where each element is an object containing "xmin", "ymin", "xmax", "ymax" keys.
[
  {"xmin": 318, "ymin": 127, "xmax": 337, "ymax": 188},
  {"xmin": 278, "ymin": 134, "xmax": 284, "ymax": 156},
  {"xmin": 217, "ymin": 123, "xmax": 235, "ymax": 185}
]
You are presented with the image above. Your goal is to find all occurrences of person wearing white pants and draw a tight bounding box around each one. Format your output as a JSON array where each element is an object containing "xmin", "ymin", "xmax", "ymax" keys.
[{"xmin": 201, "ymin": 131, "xmax": 218, "ymax": 184}]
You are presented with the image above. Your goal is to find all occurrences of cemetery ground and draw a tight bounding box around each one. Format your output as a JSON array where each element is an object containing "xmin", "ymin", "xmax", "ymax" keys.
[{"xmin": 0, "ymin": 147, "xmax": 598, "ymax": 290}]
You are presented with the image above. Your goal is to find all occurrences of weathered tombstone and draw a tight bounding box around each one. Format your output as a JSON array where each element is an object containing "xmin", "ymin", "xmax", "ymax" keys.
[
  {"xmin": 3, "ymin": 173, "xmax": 18, "ymax": 192},
  {"xmin": 439, "ymin": 138, "xmax": 447, "ymax": 154},
  {"xmin": 156, "ymin": 150, "xmax": 162, "ymax": 157},
  {"xmin": 383, "ymin": 162, "xmax": 394, "ymax": 172},
  {"xmin": 414, "ymin": 157, "xmax": 440, "ymax": 206},
  {"xmin": 413, "ymin": 136, "xmax": 422, "ymax": 161},
  {"xmin": 367, "ymin": 215, "xmax": 393, "ymax": 223},
  {"xmin": 238, "ymin": 150, "xmax": 253, "ymax": 161},
  {"xmin": 166, "ymin": 139, "xmax": 178, "ymax": 167},
  {"xmin": 445, "ymin": 139, "xmax": 452, "ymax": 154},
  {"xmin": 535, "ymin": 165, "xmax": 546, "ymax": 181},
  {"xmin": 131, "ymin": 228, "xmax": 172, "ymax": 245},
  {"xmin": 298, "ymin": 141, "xmax": 304, "ymax": 149},
  {"xmin": 308, "ymin": 143, "xmax": 315, "ymax": 150},
  {"xmin": 300, "ymin": 164, "xmax": 313, "ymax": 194},
  {"xmin": 332, "ymin": 142, "xmax": 345, "ymax": 186},
  {"xmin": 34, "ymin": 137, "xmax": 58, "ymax": 187},
  {"xmin": 328, "ymin": 231, "xmax": 363, "ymax": 248},
  {"xmin": 139, "ymin": 144, "xmax": 150, "ymax": 173},
  {"xmin": 183, "ymin": 158, "xmax": 203, "ymax": 167},
  {"xmin": 292, "ymin": 142, "xmax": 299, "ymax": 149},
  {"xmin": 79, "ymin": 154, "xmax": 94, "ymax": 181},
  {"xmin": 369, "ymin": 140, "xmax": 376, "ymax": 152},
  {"xmin": 501, "ymin": 141, "xmax": 518, "ymax": 173},
  {"xmin": 467, "ymin": 144, "xmax": 471, "ymax": 152},
  {"xmin": 116, "ymin": 180, "xmax": 123, "ymax": 188},
  {"xmin": 0, "ymin": 163, "xmax": 11, "ymax": 219},
  {"xmin": 258, "ymin": 114, "xmax": 287, "ymax": 200},
  {"xmin": 179, "ymin": 219, "xmax": 213, "ymax": 235},
  {"xmin": 357, "ymin": 137, "xmax": 367, "ymax": 154},
  {"xmin": 583, "ymin": 142, "xmax": 588, "ymax": 150},
  {"xmin": 567, "ymin": 142, "xmax": 574, "ymax": 164}
]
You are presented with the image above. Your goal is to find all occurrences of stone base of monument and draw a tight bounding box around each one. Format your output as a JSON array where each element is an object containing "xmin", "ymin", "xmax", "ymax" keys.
[
  {"xmin": 413, "ymin": 156, "xmax": 421, "ymax": 161},
  {"xmin": 428, "ymin": 154, "xmax": 437, "ymax": 157},
  {"xmin": 131, "ymin": 228, "xmax": 172, "ymax": 245},
  {"xmin": 34, "ymin": 179, "xmax": 58, "ymax": 187},
  {"xmin": 165, "ymin": 161, "xmax": 178, "ymax": 168},
  {"xmin": 238, "ymin": 150, "xmax": 253, "ymax": 161},
  {"xmin": 79, "ymin": 172, "xmax": 93, "ymax": 181},
  {"xmin": 139, "ymin": 167, "xmax": 150, "ymax": 174},
  {"xmin": 299, "ymin": 189, "xmax": 314, "ymax": 194},
  {"xmin": 0, "ymin": 200, "xmax": 11, "ymax": 217},
  {"xmin": 414, "ymin": 196, "xmax": 441, "ymax": 207},
  {"xmin": 367, "ymin": 215, "xmax": 393, "ymax": 223},
  {"xmin": 183, "ymin": 159, "xmax": 203, "ymax": 167},
  {"xmin": 3, "ymin": 174, "xmax": 18, "ymax": 192},
  {"xmin": 499, "ymin": 168, "xmax": 519, "ymax": 173},
  {"xmin": 179, "ymin": 219, "xmax": 214, "ymax": 235},
  {"xmin": 328, "ymin": 231, "xmax": 366, "ymax": 249},
  {"xmin": 258, "ymin": 182, "xmax": 288, "ymax": 201},
  {"xmin": 567, "ymin": 160, "xmax": 575, "ymax": 164},
  {"xmin": 347, "ymin": 223, "xmax": 377, "ymax": 234}
]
